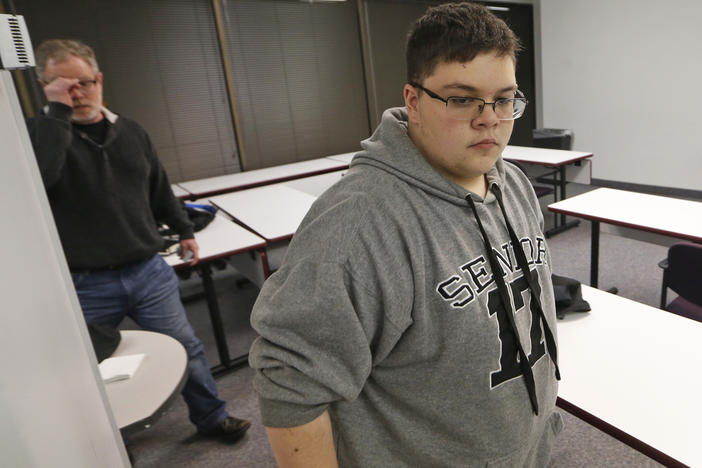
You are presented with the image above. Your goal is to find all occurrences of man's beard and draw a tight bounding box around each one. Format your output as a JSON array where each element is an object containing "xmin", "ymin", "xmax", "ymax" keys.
[{"xmin": 71, "ymin": 105, "xmax": 101, "ymax": 124}]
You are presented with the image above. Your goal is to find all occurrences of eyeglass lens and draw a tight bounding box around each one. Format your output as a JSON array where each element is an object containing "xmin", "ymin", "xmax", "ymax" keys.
[
  {"xmin": 446, "ymin": 97, "xmax": 525, "ymax": 121},
  {"xmin": 77, "ymin": 80, "xmax": 97, "ymax": 90}
]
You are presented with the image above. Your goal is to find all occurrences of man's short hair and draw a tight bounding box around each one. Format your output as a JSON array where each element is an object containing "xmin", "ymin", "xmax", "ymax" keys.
[
  {"xmin": 406, "ymin": 2, "xmax": 522, "ymax": 84},
  {"xmin": 35, "ymin": 39, "xmax": 99, "ymax": 81}
]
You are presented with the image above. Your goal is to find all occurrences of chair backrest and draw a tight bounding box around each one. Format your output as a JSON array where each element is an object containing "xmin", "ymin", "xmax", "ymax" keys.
[
  {"xmin": 667, "ymin": 242, "xmax": 702, "ymax": 307},
  {"xmin": 508, "ymin": 161, "xmax": 554, "ymax": 199}
]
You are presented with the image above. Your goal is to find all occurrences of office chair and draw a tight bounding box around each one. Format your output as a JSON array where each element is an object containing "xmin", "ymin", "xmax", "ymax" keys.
[
  {"xmin": 510, "ymin": 161, "xmax": 556, "ymax": 199},
  {"xmin": 658, "ymin": 242, "xmax": 702, "ymax": 323}
]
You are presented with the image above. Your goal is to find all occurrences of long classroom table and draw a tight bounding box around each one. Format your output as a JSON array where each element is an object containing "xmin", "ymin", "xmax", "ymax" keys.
[
  {"xmin": 559, "ymin": 286, "xmax": 702, "ymax": 467},
  {"xmin": 548, "ymin": 187, "xmax": 702, "ymax": 287},
  {"xmin": 175, "ymin": 153, "xmax": 355, "ymax": 199}
]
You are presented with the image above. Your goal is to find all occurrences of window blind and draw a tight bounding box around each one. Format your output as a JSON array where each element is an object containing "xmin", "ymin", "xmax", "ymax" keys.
[{"xmin": 218, "ymin": 0, "xmax": 370, "ymax": 169}]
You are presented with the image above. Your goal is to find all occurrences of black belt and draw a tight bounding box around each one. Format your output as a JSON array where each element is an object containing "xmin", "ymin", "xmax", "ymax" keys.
[{"xmin": 70, "ymin": 257, "xmax": 149, "ymax": 275}]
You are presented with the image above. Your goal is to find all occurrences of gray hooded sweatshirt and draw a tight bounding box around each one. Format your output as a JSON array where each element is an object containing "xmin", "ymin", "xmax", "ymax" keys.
[{"xmin": 250, "ymin": 107, "xmax": 562, "ymax": 467}]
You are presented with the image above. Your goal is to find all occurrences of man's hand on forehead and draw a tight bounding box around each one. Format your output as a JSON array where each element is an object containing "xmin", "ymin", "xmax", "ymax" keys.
[{"xmin": 41, "ymin": 77, "xmax": 79, "ymax": 107}]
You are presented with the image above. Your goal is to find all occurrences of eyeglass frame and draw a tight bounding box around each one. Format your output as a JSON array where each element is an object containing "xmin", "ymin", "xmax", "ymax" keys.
[
  {"xmin": 40, "ymin": 78, "xmax": 99, "ymax": 92},
  {"xmin": 408, "ymin": 82, "xmax": 528, "ymax": 121}
]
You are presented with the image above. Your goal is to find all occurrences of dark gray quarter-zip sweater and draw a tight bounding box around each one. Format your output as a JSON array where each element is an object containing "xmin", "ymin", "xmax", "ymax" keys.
[
  {"xmin": 250, "ymin": 107, "xmax": 561, "ymax": 467},
  {"xmin": 27, "ymin": 102, "xmax": 193, "ymax": 270}
]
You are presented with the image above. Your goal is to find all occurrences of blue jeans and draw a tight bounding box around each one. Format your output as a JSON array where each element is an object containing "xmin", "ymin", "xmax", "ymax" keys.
[{"xmin": 72, "ymin": 254, "xmax": 227, "ymax": 431}]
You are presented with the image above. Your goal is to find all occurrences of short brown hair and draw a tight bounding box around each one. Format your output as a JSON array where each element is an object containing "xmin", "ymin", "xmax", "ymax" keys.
[
  {"xmin": 406, "ymin": 2, "xmax": 521, "ymax": 84},
  {"xmin": 35, "ymin": 39, "xmax": 99, "ymax": 81}
]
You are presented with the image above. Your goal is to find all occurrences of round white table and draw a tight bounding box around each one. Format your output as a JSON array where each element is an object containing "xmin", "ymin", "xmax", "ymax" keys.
[{"xmin": 103, "ymin": 330, "xmax": 188, "ymax": 434}]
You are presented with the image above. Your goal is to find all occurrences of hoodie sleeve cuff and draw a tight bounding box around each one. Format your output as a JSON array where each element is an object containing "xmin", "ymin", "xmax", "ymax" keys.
[
  {"xmin": 178, "ymin": 226, "xmax": 195, "ymax": 240},
  {"xmin": 46, "ymin": 102, "xmax": 73, "ymax": 121},
  {"xmin": 257, "ymin": 396, "xmax": 329, "ymax": 428}
]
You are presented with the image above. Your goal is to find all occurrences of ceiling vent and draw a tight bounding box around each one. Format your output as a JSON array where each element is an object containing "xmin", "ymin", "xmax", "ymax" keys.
[{"xmin": 0, "ymin": 14, "xmax": 35, "ymax": 70}]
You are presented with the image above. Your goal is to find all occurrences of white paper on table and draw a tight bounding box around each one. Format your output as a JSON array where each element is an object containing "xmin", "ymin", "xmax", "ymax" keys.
[{"xmin": 98, "ymin": 353, "xmax": 145, "ymax": 383}]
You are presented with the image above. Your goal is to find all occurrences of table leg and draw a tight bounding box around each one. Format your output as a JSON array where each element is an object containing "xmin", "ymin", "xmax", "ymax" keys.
[
  {"xmin": 260, "ymin": 248, "xmax": 271, "ymax": 279},
  {"xmin": 209, "ymin": 248, "xmax": 274, "ymax": 377},
  {"xmin": 551, "ymin": 169, "xmax": 558, "ymax": 229},
  {"xmin": 544, "ymin": 165, "xmax": 580, "ymax": 238},
  {"xmin": 591, "ymin": 220, "xmax": 600, "ymax": 288},
  {"xmin": 198, "ymin": 263, "xmax": 232, "ymax": 370},
  {"xmin": 559, "ymin": 166, "xmax": 567, "ymax": 226}
]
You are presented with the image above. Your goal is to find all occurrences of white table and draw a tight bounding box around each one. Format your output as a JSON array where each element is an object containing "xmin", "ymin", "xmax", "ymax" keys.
[
  {"xmin": 282, "ymin": 169, "xmax": 348, "ymax": 198},
  {"xmin": 163, "ymin": 211, "xmax": 267, "ymax": 372},
  {"xmin": 163, "ymin": 213, "xmax": 266, "ymax": 269},
  {"xmin": 104, "ymin": 330, "xmax": 187, "ymax": 435},
  {"xmin": 502, "ymin": 145, "xmax": 593, "ymax": 236},
  {"xmin": 211, "ymin": 185, "xmax": 317, "ymax": 243},
  {"xmin": 502, "ymin": 145, "xmax": 593, "ymax": 167},
  {"xmin": 326, "ymin": 152, "xmax": 355, "ymax": 164},
  {"xmin": 176, "ymin": 154, "xmax": 353, "ymax": 199},
  {"xmin": 210, "ymin": 170, "xmax": 346, "ymax": 243},
  {"xmin": 209, "ymin": 170, "xmax": 346, "ymax": 283},
  {"xmin": 170, "ymin": 183, "xmax": 191, "ymax": 199},
  {"xmin": 548, "ymin": 188, "xmax": 702, "ymax": 287},
  {"xmin": 558, "ymin": 286, "xmax": 702, "ymax": 467}
]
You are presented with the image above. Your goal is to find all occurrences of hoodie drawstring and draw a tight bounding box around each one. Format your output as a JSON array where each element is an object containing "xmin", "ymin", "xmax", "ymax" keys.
[
  {"xmin": 465, "ymin": 187, "xmax": 560, "ymax": 415},
  {"xmin": 492, "ymin": 185, "xmax": 561, "ymax": 381}
]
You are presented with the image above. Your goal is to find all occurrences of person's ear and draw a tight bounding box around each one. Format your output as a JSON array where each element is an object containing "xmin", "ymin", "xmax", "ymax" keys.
[
  {"xmin": 404, "ymin": 84, "xmax": 421, "ymax": 125},
  {"xmin": 96, "ymin": 72, "xmax": 103, "ymax": 85}
]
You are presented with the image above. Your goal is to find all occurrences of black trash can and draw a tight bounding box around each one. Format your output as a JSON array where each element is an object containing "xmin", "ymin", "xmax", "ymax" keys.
[{"xmin": 532, "ymin": 128, "xmax": 574, "ymax": 150}]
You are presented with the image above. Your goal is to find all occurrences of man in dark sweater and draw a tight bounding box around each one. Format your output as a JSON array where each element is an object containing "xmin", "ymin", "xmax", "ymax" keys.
[{"xmin": 27, "ymin": 39, "xmax": 250, "ymax": 442}]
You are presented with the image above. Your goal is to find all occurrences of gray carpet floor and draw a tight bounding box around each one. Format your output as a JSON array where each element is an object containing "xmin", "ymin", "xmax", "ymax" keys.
[{"xmin": 123, "ymin": 183, "xmax": 678, "ymax": 467}]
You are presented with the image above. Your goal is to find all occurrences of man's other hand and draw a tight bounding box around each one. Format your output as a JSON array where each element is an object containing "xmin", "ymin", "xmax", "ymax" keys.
[{"xmin": 179, "ymin": 238, "xmax": 199, "ymax": 266}]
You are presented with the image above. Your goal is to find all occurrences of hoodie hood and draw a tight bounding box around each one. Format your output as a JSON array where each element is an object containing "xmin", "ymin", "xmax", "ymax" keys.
[{"xmin": 352, "ymin": 106, "xmax": 506, "ymax": 205}]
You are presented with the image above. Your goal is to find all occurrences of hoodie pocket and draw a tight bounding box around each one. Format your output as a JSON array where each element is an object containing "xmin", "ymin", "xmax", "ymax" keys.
[{"xmin": 486, "ymin": 411, "xmax": 564, "ymax": 468}]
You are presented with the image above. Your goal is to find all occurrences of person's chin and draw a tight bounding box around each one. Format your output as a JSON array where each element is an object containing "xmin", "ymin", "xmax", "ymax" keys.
[
  {"xmin": 71, "ymin": 109, "xmax": 100, "ymax": 124},
  {"xmin": 468, "ymin": 144, "xmax": 501, "ymax": 158}
]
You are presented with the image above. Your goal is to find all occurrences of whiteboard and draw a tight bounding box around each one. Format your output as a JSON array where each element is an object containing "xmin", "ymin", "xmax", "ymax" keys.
[{"xmin": 0, "ymin": 71, "xmax": 128, "ymax": 467}]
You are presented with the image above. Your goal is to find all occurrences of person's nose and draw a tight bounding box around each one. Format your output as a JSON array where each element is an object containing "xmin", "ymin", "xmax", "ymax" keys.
[
  {"xmin": 471, "ymin": 103, "xmax": 500, "ymax": 129},
  {"xmin": 69, "ymin": 86, "xmax": 86, "ymax": 99}
]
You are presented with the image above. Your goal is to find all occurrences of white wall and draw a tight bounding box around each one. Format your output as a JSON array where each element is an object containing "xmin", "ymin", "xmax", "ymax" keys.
[
  {"xmin": 540, "ymin": 0, "xmax": 702, "ymax": 191},
  {"xmin": 0, "ymin": 71, "xmax": 128, "ymax": 467}
]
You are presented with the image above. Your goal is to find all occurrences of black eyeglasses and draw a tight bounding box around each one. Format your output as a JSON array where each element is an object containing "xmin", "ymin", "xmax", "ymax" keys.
[
  {"xmin": 409, "ymin": 82, "xmax": 528, "ymax": 121},
  {"xmin": 40, "ymin": 78, "xmax": 98, "ymax": 92}
]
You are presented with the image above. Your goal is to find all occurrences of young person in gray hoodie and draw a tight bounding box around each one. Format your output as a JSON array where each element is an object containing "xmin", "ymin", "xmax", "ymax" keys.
[{"xmin": 249, "ymin": 3, "xmax": 561, "ymax": 467}]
